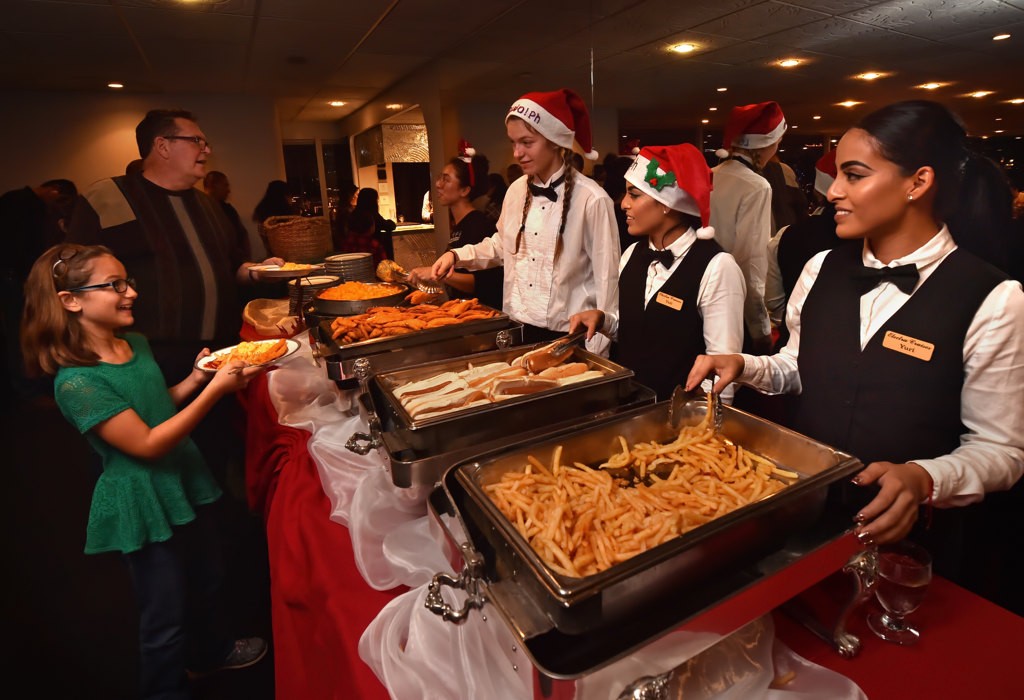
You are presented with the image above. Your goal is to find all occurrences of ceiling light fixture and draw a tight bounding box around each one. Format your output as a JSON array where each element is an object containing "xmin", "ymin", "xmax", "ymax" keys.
[
  {"xmin": 1008, "ymin": 98, "xmax": 1024, "ymax": 104},
  {"xmin": 968, "ymin": 91, "xmax": 993, "ymax": 98},
  {"xmin": 915, "ymin": 82, "xmax": 949, "ymax": 90},
  {"xmin": 386, "ymin": 103, "xmax": 404, "ymax": 110},
  {"xmin": 107, "ymin": 82, "xmax": 123, "ymax": 89},
  {"xmin": 993, "ymin": 34, "xmax": 1010, "ymax": 41},
  {"xmin": 855, "ymin": 71, "xmax": 887, "ymax": 81},
  {"xmin": 701, "ymin": 119, "xmax": 709, "ymax": 124},
  {"xmin": 709, "ymin": 107, "xmax": 717, "ymax": 111},
  {"xmin": 669, "ymin": 43, "xmax": 698, "ymax": 54},
  {"xmin": 995, "ymin": 130, "xmax": 1004, "ymax": 133},
  {"xmin": 717, "ymin": 87, "xmax": 728, "ymax": 92},
  {"xmin": 837, "ymin": 100, "xmax": 862, "ymax": 108},
  {"xmin": 812, "ymin": 115, "xmax": 821, "ymax": 120},
  {"xmin": 777, "ymin": 58, "xmax": 801, "ymax": 68},
  {"xmin": 328, "ymin": 100, "xmax": 346, "ymax": 107}
]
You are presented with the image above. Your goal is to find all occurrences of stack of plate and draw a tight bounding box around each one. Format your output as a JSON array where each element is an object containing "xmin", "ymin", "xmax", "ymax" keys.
[
  {"xmin": 324, "ymin": 252, "xmax": 376, "ymax": 282},
  {"xmin": 287, "ymin": 275, "xmax": 340, "ymax": 314}
]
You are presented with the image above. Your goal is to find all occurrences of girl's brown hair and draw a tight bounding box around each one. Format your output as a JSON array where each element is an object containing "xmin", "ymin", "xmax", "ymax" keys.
[{"xmin": 21, "ymin": 244, "xmax": 113, "ymax": 376}]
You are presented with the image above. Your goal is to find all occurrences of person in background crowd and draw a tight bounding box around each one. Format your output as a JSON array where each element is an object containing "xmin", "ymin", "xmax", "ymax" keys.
[
  {"xmin": 765, "ymin": 149, "xmax": 849, "ymax": 348},
  {"xmin": 482, "ymin": 172, "xmax": 508, "ymax": 223},
  {"xmin": 762, "ymin": 153, "xmax": 808, "ymax": 233},
  {"xmin": 468, "ymin": 151, "xmax": 492, "ymax": 212},
  {"xmin": 409, "ymin": 155, "xmax": 503, "ymax": 310},
  {"xmin": 333, "ymin": 182, "xmax": 359, "ymax": 252},
  {"xmin": 21, "ymin": 244, "xmax": 268, "ymax": 699},
  {"xmin": 570, "ymin": 151, "xmax": 585, "ymax": 173},
  {"xmin": 506, "ymin": 162, "xmax": 524, "ymax": 185},
  {"xmin": 570, "ymin": 143, "xmax": 744, "ymax": 402},
  {"xmin": 353, "ymin": 187, "xmax": 396, "ymax": 261},
  {"xmin": 337, "ymin": 208, "xmax": 387, "ymax": 264},
  {"xmin": 252, "ymin": 179, "xmax": 295, "ymax": 255},
  {"xmin": 602, "ymin": 154, "xmax": 634, "ymax": 252},
  {"xmin": 687, "ymin": 101, "xmax": 1024, "ymax": 606},
  {"xmin": 710, "ymin": 101, "xmax": 787, "ymax": 356},
  {"xmin": 1, "ymin": 178, "xmax": 78, "ymax": 400},
  {"xmin": 203, "ymin": 170, "xmax": 251, "ymax": 259},
  {"xmin": 428, "ymin": 88, "xmax": 620, "ymax": 353}
]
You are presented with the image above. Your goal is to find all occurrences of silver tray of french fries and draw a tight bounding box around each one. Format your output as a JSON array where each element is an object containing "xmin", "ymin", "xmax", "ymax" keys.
[
  {"xmin": 360, "ymin": 339, "xmax": 635, "ymax": 455},
  {"xmin": 427, "ymin": 396, "xmax": 863, "ymax": 673}
]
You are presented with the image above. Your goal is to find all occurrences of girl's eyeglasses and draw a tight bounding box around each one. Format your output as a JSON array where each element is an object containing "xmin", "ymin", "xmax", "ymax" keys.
[{"xmin": 65, "ymin": 278, "xmax": 137, "ymax": 294}]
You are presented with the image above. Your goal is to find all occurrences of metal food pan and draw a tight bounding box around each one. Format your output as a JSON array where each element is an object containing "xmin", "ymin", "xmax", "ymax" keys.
[
  {"xmin": 354, "ymin": 382, "xmax": 657, "ymax": 487},
  {"xmin": 364, "ymin": 343, "xmax": 635, "ymax": 455},
  {"xmin": 310, "ymin": 282, "xmax": 409, "ymax": 316},
  {"xmin": 441, "ymin": 399, "xmax": 863, "ymax": 639}
]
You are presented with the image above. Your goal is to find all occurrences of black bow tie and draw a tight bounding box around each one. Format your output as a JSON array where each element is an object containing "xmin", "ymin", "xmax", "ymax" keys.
[
  {"xmin": 528, "ymin": 174, "xmax": 565, "ymax": 202},
  {"xmin": 639, "ymin": 245, "xmax": 676, "ymax": 268},
  {"xmin": 852, "ymin": 264, "xmax": 919, "ymax": 294}
]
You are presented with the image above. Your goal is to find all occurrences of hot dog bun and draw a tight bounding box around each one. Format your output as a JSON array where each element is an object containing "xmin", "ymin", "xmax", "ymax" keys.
[{"xmin": 489, "ymin": 377, "xmax": 559, "ymax": 399}]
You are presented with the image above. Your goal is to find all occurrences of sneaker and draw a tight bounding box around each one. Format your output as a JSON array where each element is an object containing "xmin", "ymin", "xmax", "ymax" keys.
[{"xmin": 188, "ymin": 637, "xmax": 268, "ymax": 679}]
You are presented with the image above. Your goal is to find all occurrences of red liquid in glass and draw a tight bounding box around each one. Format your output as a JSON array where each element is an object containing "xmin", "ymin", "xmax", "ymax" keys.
[{"xmin": 876, "ymin": 551, "xmax": 930, "ymax": 615}]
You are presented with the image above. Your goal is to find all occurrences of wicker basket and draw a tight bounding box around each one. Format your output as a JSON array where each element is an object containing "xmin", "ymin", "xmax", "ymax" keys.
[{"xmin": 262, "ymin": 215, "xmax": 332, "ymax": 263}]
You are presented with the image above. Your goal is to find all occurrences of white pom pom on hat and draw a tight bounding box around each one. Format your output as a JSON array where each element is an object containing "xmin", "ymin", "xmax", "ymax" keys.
[{"xmin": 506, "ymin": 88, "xmax": 599, "ymax": 160}]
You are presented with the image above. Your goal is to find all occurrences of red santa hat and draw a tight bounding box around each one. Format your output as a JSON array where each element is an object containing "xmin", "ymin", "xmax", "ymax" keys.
[
  {"xmin": 814, "ymin": 149, "xmax": 837, "ymax": 196},
  {"xmin": 457, "ymin": 139, "xmax": 477, "ymax": 187},
  {"xmin": 716, "ymin": 101, "xmax": 787, "ymax": 158},
  {"xmin": 506, "ymin": 88, "xmax": 599, "ymax": 161},
  {"xmin": 625, "ymin": 143, "xmax": 713, "ymax": 227}
]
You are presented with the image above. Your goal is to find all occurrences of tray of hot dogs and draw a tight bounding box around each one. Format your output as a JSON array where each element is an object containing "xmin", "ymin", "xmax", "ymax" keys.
[{"xmin": 424, "ymin": 397, "xmax": 863, "ymax": 676}]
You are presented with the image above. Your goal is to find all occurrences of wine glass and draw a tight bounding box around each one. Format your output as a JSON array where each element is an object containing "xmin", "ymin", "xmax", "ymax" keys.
[{"xmin": 867, "ymin": 539, "xmax": 932, "ymax": 645}]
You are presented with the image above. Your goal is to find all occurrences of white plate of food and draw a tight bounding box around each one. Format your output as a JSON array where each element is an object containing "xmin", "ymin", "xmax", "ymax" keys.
[
  {"xmin": 195, "ymin": 338, "xmax": 300, "ymax": 373},
  {"xmin": 249, "ymin": 262, "xmax": 326, "ymax": 278}
]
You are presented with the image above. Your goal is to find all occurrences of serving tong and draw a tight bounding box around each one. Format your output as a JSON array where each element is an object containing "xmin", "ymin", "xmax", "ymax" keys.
[
  {"xmin": 522, "ymin": 330, "xmax": 587, "ymax": 373},
  {"xmin": 376, "ymin": 259, "xmax": 443, "ymax": 295}
]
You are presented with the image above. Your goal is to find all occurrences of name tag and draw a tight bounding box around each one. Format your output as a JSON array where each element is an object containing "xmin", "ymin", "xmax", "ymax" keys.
[
  {"xmin": 882, "ymin": 331, "xmax": 934, "ymax": 361},
  {"xmin": 655, "ymin": 292, "xmax": 684, "ymax": 311}
]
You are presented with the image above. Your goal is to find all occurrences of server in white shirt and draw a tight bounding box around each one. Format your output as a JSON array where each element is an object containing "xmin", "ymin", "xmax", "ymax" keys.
[
  {"xmin": 430, "ymin": 88, "xmax": 620, "ymax": 355},
  {"xmin": 570, "ymin": 143, "xmax": 744, "ymax": 402},
  {"xmin": 687, "ymin": 100, "xmax": 1024, "ymax": 585},
  {"xmin": 709, "ymin": 101, "xmax": 787, "ymax": 355}
]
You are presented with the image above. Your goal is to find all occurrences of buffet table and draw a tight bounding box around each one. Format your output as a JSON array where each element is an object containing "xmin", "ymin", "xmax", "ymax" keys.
[{"xmin": 242, "ymin": 337, "xmax": 1024, "ymax": 699}]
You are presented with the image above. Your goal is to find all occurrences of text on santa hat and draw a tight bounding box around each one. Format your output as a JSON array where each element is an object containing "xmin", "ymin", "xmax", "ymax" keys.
[{"xmin": 509, "ymin": 104, "xmax": 541, "ymax": 124}]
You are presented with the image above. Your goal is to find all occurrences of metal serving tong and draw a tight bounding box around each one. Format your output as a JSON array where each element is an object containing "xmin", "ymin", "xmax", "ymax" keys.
[
  {"xmin": 668, "ymin": 383, "xmax": 722, "ymax": 433},
  {"xmin": 522, "ymin": 330, "xmax": 587, "ymax": 374},
  {"xmin": 376, "ymin": 259, "xmax": 443, "ymax": 295}
]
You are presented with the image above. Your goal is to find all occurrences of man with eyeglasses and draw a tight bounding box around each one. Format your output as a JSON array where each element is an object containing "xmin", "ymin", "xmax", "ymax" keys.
[{"xmin": 66, "ymin": 108, "xmax": 281, "ymax": 379}]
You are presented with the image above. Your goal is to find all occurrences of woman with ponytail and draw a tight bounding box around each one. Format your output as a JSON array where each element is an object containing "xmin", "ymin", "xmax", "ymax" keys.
[
  {"xmin": 687, "ymin": 100, "xmax": 1024, "ymax": 596},
  {"xmin": 428, "ymin": 88, "xmax": 620, "ymax": 353}
]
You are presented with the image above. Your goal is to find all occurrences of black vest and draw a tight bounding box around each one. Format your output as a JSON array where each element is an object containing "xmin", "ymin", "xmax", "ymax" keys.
[
  {"xmin": 614, "ymin": 238, "xmax": 723, "ymax": 401},
  {"xmin": 796, "ymin": 244, "xmax": 1006, "ymax": 465}
]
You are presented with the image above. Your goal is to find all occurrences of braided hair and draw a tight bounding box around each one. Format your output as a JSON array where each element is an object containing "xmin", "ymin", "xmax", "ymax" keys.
[{"xmin": 515, "ymin": 148, "xmax": 576, "ymax": 262}]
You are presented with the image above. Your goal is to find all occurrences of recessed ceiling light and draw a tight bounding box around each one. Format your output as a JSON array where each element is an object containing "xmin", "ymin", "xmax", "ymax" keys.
[
  {"xmin": 855, "ymin": 72, "xmax": 887, "ymax": 81},
  {"xmin": 968, "ymin": 91, "xmax": 993, "ymax": 98},
  {"xmin": 995, "ymin": 130, "xmax": 1004, "ymax": 133},
  {"xmin": 701, "ymin": 119, "xmax": 709, "ymax": 124},
  {"xmin": 792, "ymin": 125, "xmax": 799, "ymax": 129},
  {"xmin": 717, "ymin": 87, "xmax": 728, "ymax": 92},
  {"xmin": 996, "ymin": 117, "xmax": 1003, "ymax": 121},
  {"xmin": 327, "ymin": 100, "xmax": 346, "ymax": 107},
  {"xmin": 837, "ymin": 100, "xmax": 862, "ymax": 108},
  {"xmin": 993, "ymin": 34, "xmax": 1011, "ymax": 41},
  {"xmin": 107, "ymin": 82, "xmax": 123, "ymax": 89},
  {"xmin": 777, "ymin": 58, "xmax": 801, "ymax": 68},
  {"xmin": 669, "ymin": 43, "xmax": 698, "ymax": 54},
  {"xmin": 1008, "ymin": 98, "xmax": 1024, "ymax": 104},
  {"xmin": 812, "ymin": 115, "xmax": 821, "ymax": 120},
  {"xmin": 709, "ymin": 107, "xmax": 717, "ymax": 111},
  {"xmin": 386, "ymin": 103, "xmax": 404, "ymax": 110},
  {"xmin": 916, "ymin": 82, "xmax": 949, "ymax": 90}
]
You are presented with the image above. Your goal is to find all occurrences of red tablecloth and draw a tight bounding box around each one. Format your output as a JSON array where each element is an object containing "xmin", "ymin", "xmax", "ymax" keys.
[{"xmin": 242, "ymin": 374, "xmax": 1024, "ymax": 699}]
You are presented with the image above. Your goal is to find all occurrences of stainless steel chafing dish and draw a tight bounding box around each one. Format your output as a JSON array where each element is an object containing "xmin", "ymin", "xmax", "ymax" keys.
[
  {"xmin": 348, "ymin": 343, "xmax": 655, "ymax": 487},
  {"xmin": 308, "ymin": 303, "xmax": 523, "ymax": 389},
  {"xmin": 426, "ymin": 398, "xmax": 863, "ymax": 677}
]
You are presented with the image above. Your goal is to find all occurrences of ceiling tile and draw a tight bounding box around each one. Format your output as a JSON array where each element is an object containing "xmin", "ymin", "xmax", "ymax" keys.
[
  {"xmin": 690, "ymin": 2, "xmax": 830, "ymax": 41},
  {"xmin": 844, "ymin": 0, "xmax": 1024, "ymax": 40}
]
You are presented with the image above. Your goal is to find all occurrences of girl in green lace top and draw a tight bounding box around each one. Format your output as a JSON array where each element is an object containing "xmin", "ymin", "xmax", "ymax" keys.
[{"xmin": 21, "ymin": 244, "xmax": 268, "ymax": 698}]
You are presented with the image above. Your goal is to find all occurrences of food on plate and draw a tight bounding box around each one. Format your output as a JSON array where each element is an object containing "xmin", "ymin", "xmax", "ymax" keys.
[
  {"xmin": 388, "ymin": 343, "xmax": 607, "ymax": 419},
  {"xmin": 318, "ymin": 281, "xmax": 405, "ymax": 301},
  {"xmin": 204, "ymin": 339, "xmax": 289, "ymax": 370},
  {"xmin": 484, "ymin": 400, "xmax": 798, "ymax": 578},
  {"xmin": 278, "ymin": 262, "xmax": 318, "ymax": 270},
  {"xmin": 328, "ymin": 298, "xmax": 499, "ymax": 344}
]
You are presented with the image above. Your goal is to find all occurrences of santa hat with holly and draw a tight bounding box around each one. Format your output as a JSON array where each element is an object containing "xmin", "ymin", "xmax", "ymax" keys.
[
  {"xmin": 814, "ymin": 149, "xmax": 838, "ymax": 196},
  {"xmin": 625, "ymin": 143, "xmax": 714, "ymax": 236},
  {"xmin": 715, "ymin": 101, "xmax": 787, "ymax": 159},
  {"xmin": 506, "ymin": 88, "xmax": 599, "ymax": 161}
]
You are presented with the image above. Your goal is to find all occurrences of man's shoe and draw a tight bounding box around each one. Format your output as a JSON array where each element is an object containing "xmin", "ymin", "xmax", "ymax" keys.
[{"xmin": 188, "ymin": 637, "xmax": 268, "ymax": 679}]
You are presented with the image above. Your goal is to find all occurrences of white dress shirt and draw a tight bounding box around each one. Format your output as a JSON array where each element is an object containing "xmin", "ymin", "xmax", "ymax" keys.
[
  {"xmin": 709, "ymin": 157, "xmax": 773, "ymax": 341},
  {"xmin": 449, "ymin": 166, "xmax": 620, "ymax": 355},
  {"xmin": 615, "ymin": 229, "xmax": 746, "ymax": 401},
  {"xmin": 739, "ymin": 226, "xmax": 1024, "ymax": 505}
]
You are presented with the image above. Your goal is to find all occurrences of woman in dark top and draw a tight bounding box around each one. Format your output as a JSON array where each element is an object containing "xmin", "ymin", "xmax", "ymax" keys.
[
  {"xmin": 409, "ymin": 157, "xmax": 502, "ymax": 310},
  {"xmin": 353, "ymin": 188, "xmax": 397, "ymax": 261}
]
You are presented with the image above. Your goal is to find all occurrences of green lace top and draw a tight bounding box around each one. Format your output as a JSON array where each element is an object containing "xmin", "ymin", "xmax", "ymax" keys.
[{"xmin": 55, "ymin": 333, "xmax": 222, "ymax": 554}]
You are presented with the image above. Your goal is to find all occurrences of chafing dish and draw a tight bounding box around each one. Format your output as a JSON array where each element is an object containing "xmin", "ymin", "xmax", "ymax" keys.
[
  {"xmin": 309, "ymin": 281, "xmax": 409, "ymax": 316},
  {"xmin": 426, "ymin": 398, "xmax": 863, "ymax": 677}
]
